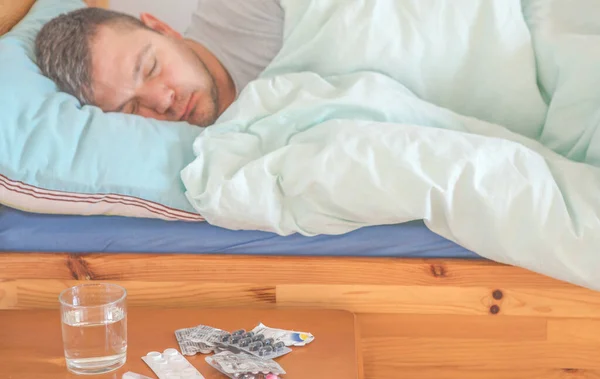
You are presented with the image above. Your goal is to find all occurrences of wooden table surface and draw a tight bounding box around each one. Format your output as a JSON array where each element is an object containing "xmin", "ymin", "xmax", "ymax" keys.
[{"xmin": 0, "ymin": 307, "xmax": 362, "ymax": 379}]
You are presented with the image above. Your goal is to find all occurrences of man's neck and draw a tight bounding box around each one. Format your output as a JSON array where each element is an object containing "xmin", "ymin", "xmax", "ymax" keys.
[{"xmin": 184, "ymin": 39, "xmax": 236, "ymax": 116}]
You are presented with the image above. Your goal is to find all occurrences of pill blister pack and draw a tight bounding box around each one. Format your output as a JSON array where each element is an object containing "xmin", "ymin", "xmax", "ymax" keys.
[
  {"xmin": 175, "ymin": 327, "xmax": 220, "ymax": 355},
  {"xmin": 142, "ymin": 348, "xmax": 206, "ymax": 379},
  {"xmin": 176, "ymin": 323, "xmax": 314, "ymax": 360},
  {"xmin": 250, "ymin": 323, "xmax": 314, "ymax": 347},
  {"xmin": 214, "ymin": 329, "xmax": 292, "ymax": 360},
  {"xmin": 169, "ymin": 322, "xmax": 315, "ymax": 378},
  {"xmin": 175, "ymin": 324, "xmax": 235, "ymax": 356},
  {"xmin": 205, "ymin": 351, "xmax": 285, "ymax": 379},
  {"xmin": 179, "ymin": 325, "xmax": 230, "ymax": 346}
]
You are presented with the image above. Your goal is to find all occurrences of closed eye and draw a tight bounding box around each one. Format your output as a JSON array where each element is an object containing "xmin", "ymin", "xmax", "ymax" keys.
[{"xmin": 148, "ymin": 57, "xmax": 158, "ymax": 78}]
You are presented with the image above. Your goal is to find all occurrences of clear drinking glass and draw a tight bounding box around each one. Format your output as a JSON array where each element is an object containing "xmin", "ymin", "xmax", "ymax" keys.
[{"xmin": 59, "ymin": 283, "xmax": 128, "ymax": 375}]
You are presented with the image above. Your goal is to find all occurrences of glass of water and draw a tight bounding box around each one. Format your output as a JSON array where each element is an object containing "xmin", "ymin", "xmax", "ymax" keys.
[{"xmin": 59, "ymin": 283, "xmax": 128, "ymax": 375}]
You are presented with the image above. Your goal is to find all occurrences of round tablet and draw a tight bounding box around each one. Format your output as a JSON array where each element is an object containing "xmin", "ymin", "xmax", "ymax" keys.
[
  {"xmin": 146, "ymin": 351, "xmax": 162, "ymax": 360},
  {"xmin": 163, "ymin": 348, "xmax": 179, "ymax": 357}
]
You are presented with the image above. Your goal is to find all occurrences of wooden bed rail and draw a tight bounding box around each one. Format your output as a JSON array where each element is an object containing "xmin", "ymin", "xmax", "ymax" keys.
[{"xmin": 1, "ymin": 252, "xmax": 600, "ymax": 378}]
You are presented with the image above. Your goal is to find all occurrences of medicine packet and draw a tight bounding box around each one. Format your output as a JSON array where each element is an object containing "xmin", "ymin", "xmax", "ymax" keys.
[
  {"xmin": 175, "ymin": 328, "xmax": 215, "ymax": 355},
  {"xmin": 185, "ymin": 324, "xmax": 230, "ymax": 345},
  {"xmin": 250, "ymin": 323, "xmax": 315, "ymax": 347},
  {"xmin": 205, "ymin": 351, "xmax": 285, "ymax": 378},
  {"xmin": 142, "ymin": 348, "xmax": 206, "ymax": 379},
  {"xmin": 175, "ymin": 325, "xmax": 228, "ymax": 355},
  {"xmin": 215, "ymin": 330, "xmax": 292, "ymax": 360}
]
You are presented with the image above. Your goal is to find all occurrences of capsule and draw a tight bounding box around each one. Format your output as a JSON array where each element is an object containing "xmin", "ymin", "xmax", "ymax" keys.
[
  {"xmin": 248, "ymin": 341, "xmax": 263, "ymax": 352},
  {"xmin": 239, "ymin": 337, "xmax": 252, "ymax": 347},
  {"xmin": 258, "ymin": 346, "xmax": 273, "ymax": 357},
  {"xmin": 263, "ymin": 338, "xmax": 275, "ymax": 346}
]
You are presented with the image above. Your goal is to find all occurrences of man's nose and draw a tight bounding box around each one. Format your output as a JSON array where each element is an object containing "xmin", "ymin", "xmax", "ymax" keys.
[{"xmin": 140, "ymin": 82, "xmax": 175, "ymax": 115}]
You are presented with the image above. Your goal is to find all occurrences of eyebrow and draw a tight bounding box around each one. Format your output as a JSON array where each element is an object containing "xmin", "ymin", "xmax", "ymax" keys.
[{"xmin": 113, "ymin": 43, "xmax": 153, "ymax": 112}]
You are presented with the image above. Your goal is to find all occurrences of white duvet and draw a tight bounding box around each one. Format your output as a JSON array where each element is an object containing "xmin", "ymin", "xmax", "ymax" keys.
[{"xmin": 181, "ymin": 0, "xmax": 600, "ymax": 290}]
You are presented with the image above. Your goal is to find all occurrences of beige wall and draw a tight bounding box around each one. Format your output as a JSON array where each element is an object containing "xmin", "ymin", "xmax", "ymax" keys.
[
  {"xmin": 109, "ymin": 0, "xmax": 197, "ymax": 35},
  {"xmin": 86, "ymin": 0, "xmax": 110, "ymax": 8}
]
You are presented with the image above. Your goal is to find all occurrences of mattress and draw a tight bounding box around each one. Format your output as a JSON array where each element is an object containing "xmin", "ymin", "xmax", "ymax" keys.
[{"xmin": 0, "ymin": 206, "xmax": 479, "ymax": 258}]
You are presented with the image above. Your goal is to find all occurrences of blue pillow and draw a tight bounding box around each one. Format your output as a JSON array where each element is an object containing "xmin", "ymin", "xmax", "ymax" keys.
[{"xmin": 0, "ymin": 0, "xmax": 203, "ymax": 221}]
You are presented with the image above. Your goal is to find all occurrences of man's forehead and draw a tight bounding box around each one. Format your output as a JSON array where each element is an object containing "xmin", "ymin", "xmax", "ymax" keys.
[
  {"xmin": 90, "ymin": 26, "xmax": 151, "ymax": 108},
  {"xmin": 92, "ymin": 24, "xmax": 146, "ymax": 56}
]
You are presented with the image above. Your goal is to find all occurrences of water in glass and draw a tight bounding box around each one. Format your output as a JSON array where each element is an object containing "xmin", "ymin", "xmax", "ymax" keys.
[{"xmin": 59, "ymin": 283, "xmax": 127, "ymax": 375}]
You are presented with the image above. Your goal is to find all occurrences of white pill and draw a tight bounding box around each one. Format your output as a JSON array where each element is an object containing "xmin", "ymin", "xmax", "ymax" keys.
[
  {"xmin": 163, "ymin": 348, "xmax": 180, "ymax": 357},
  {"xmin": 146, "ymin": 351, "xmax": 162, "ymax": 360}
]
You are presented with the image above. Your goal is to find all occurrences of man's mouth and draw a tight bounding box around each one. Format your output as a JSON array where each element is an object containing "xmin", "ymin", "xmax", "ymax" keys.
[{"xmin": 180, "ymin": 93, "xmax": 197, "ymax": 121}]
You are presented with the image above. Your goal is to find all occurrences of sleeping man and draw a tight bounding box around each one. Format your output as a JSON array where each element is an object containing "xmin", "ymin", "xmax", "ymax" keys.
[{"xmin": 35, "ymin": 0, "xmax": 284, "ymax": 127}]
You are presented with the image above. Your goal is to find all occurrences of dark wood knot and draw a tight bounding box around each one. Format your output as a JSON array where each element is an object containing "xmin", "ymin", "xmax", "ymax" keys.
[
  {"xmin": 489, "ymin": 305, "xmax": 500, "ymax": 315},
  {"xmin": 430, "ymin": 264, "xmax": 446, "ymax": 278},
  {"xmin": 66, "ymin": 254, "xmax": 95, "ymax": 280}
]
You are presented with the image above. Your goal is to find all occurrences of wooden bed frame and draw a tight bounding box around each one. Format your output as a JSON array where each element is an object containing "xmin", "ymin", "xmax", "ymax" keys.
[
  {"xmin": 2, "ymin": 252, "xmax": 600, "ymax": 378},
  {"xmin": 2, "ymin": 1, "xmax": 599, "ymax": 378}
]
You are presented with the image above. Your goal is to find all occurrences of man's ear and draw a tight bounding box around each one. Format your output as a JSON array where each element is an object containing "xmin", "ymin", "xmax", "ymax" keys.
[{"xmin": 140, "ymin": 13, "xmax": 182, "ymax": 39}]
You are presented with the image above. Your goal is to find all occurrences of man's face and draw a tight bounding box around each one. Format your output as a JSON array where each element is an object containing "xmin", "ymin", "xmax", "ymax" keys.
[{"xmin": 89, "ymin": 19, "xmax": 218, "ymax": 127}]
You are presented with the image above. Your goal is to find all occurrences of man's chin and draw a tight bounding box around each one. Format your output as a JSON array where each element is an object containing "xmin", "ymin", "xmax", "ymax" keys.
[
  {"xmin": 187, "ymin": 115, "xmax": 216, "ymax": 127},
  {"xmin": 187, "ymin": 107, "xmax": 218, "ymax": 127}
]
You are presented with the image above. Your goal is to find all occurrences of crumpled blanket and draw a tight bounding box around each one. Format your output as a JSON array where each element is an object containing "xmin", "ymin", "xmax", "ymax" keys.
[{"xmin": 181, "ymin": 0, "xmax": 600, "ymax": 290}]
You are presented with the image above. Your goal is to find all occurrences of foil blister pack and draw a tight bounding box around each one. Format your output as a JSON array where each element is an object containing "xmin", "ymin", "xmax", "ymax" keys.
[
  {"xmin": 176, "ymin": 323, "xmax": 314, "ymax": 360},
  {"xmin": 214, "ymin": 329, "xmax": 292, "ymax": 360},
  {"xmin": 175, "ymin": 325, "xmax": 226, "ymax": 355},
  {"xmin": 170, "ymin": 322, "xmax": 315, "ymax": 378},
  {"xmin": 205, "ymin": 351, "xmax": 284, "ymax": 379},
  {"xmin": 142, "ymin": 348, "xmax": 206, "ymax": 379},
  {"xmin": 249, "ymin": 323, "xmax": 314, "ymax": 347}
]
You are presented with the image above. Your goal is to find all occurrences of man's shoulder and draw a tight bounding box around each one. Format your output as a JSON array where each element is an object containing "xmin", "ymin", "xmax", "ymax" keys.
[
  {"xmin": 185, "ymin": 0, "xmax": 284, "ymax": 94},
  {"xmin": 193, "ymin": 0, "xmax": 283, "ymax": 22},
  {"xmin": 186, "ymin": 0, "xmax": 283, "ymax": 45}
]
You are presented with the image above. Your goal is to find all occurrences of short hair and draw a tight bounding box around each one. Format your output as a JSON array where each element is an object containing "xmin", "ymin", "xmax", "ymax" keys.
[{"xmin": 35, "ymin": 8, "xmax": 149, "ymax": 105}]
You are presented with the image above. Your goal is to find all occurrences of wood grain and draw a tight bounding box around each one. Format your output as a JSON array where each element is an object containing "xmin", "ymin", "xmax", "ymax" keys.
[
  {"xmin": 3, "ymin": 278, "xmax": 599, "ymax": 317},
  {"xmin": 359, "ymin": 314, "xmax": 600, "ymax": 373},
  {"xmin": 277, "ymin": 284, "xmax": 600, "ymax": 317},
  {"xmin": 2, "ymin": 252, "xmax": 600, "ymax": 379},
  {"xmin": 362, "ymin": 337, "xmax": 600, "ymax": 369},
  {"xmin": 0, "ymin": 253, "xmax": 585, "ymax": 287},
  {"xmin": 0, "ymin": 280, "xmax": 276, "ymax": 310},
  {"xmin": 547, "ymin": 319, "xmax": 600, "ymax": 345},
  {"xmin": 0, "ymin": 0, "xmax": 36, "ymax": 36},
  {"xmin": 358, "ymin": 313, "xmax": 547, "ymax": 341}
]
